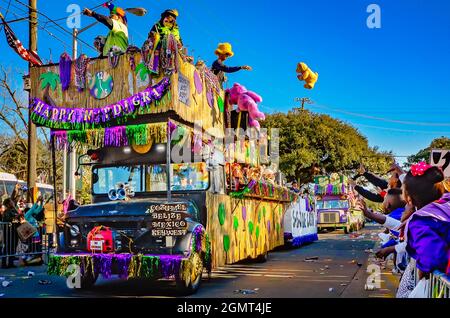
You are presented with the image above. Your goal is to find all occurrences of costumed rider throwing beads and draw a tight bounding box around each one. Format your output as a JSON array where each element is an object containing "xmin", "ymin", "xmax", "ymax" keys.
[
  {"xmin": 150, "ymin": 9, "xmax": 183, "ymax": 46},
  {"xmin": 142, "ymin": 9, "xmax": 185, "ymax": 75},
  {"xmin": 211, "ymin": 43, "xmax": 252, "ymax": 85},
  {"xmin": 83, "ymin": 2, "xmax": 129, "ymax": 57}
]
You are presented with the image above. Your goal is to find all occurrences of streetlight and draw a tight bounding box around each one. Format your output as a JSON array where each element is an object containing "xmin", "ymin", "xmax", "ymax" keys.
[
  {"xmin": 64, "ymin": 7, "xmax": 148, "ymax": 199},
  {"xmin": 63, "ymin": 23, "xmax": 98, "ymax": 201}
]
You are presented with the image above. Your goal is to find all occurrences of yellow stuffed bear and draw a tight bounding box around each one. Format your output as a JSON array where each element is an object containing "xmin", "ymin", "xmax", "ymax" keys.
[{"xmin": 296, "ymin": 62, "xmax": 319, "ymax": 89}]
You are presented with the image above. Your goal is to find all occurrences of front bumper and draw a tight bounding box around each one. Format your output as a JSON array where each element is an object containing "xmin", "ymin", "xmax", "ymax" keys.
[{"xmin": 48, "ymin": 253, "xmax": 188, "ymax": 280}]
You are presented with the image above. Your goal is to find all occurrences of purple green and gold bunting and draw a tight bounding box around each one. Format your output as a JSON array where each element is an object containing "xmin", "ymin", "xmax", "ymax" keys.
[
  {"xmin": 51, "ymin": 122, "xmax": 167, "ymax": 150},
  {"xmin": 30, "ymin": 78, "xmax": 170, "ymax": 130}
]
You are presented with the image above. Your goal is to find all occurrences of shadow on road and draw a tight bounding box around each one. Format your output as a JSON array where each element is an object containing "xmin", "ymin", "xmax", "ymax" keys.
[{"xmin": 73, "ymin": 278, "xmax": 183, "ymax": 298}]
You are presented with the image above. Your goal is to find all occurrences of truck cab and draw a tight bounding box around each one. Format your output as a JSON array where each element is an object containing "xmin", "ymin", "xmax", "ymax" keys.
[
  {"xmin": 316, "ymin": 195, "xmax": 353, "ymax": 233},
  {"xmin": 314, "ymin": 174, "xmax": 363, "ymax": 234},
  {"xmin": 54, "ymin": 123, "xmax": 215, "ymax": 293}
]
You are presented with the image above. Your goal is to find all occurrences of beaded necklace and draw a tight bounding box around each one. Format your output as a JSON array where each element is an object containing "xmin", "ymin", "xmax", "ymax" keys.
[
  {"xmin": 107, "ymin": 46, "xmax": 122, "ymax": 68},
  {"xmin": 74, "ymin": 54, "xmax": 90, "ymax": 92},
  {"xmin": 59, "ymin": 53, "xmax": 72, "ymax": 91}
]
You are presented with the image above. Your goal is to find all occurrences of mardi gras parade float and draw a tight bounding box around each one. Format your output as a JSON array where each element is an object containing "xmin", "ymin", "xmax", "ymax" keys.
[
  {"xmin": 25, "ymin": 7, "xmax": 315, "ymax": 293},
  {"xmin": 314, "ymin": 174, "xmax": 365, "ymax": 234},
  {"xmin": 283, "ymin": 192, "xmax": 318, "ymax": 247}
]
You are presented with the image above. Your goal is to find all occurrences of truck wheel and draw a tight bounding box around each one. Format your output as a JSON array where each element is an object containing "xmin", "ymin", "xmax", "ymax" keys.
[
  {"xmin": 176, "ymin": 254, "xmax": 203, "ymax": 295},
  {"xmin": 79, "ymin": 271, "xmax": 98, "ymax": 290},
  {"xmin": 255, "ymin": 251, "xmax": 269, "ymax": 263}
]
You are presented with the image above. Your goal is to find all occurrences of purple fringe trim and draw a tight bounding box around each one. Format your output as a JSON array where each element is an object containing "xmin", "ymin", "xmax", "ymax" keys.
[
  {"xmin": 93, "ymin": 254, "xmax": 113, "ymax": 278},
  {"xmin": 159, "ymin": 255, "xmax": 183, "ymax": 278},
  {"xmin": 192, "ymin": 226, "xmax": 204, "ymax": 253},
  {"xmin": 51, "ymin": 130, "xmax": 68, "ymax": 150},
  {"xmin": 116, "ymin": 254, "xmax": 132, "ymax": 279},
  {"xmin": 52, "ymin": 253, "xmax": 185, "ymax": 279},
  {"xmin": 104, "ymin": 126, "xmax": 128, "ymax": 147}
]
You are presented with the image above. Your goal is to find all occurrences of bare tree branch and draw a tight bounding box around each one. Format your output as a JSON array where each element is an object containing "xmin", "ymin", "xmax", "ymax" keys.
[
  {"xmin": 39, "ymin": 127, "xmax": 49, "ymax": 144},
  {"xmin": 0, "ymin": 66, "xmax": 28, "ymax": 131},
  {"xmin": 0, "ymin": 111, "xmax": 23, "ymax": 137}
]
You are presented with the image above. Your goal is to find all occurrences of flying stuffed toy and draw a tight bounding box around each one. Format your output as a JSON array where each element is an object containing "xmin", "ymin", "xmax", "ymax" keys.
[
  {"xmin": 226, "ymin": 83, "xmax": 265, "ymax": 129},
  {"xmin": 296, "ymin": 62, "xmax": 319, "ymax": 89}
]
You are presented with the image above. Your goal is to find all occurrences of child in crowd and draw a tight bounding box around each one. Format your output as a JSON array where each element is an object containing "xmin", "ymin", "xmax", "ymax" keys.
[{"xmin": 402, "ymin": 163, "xmax": 449, "ymax": 278}]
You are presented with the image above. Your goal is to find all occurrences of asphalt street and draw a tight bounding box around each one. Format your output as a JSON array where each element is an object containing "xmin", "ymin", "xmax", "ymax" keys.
[{"xmin": 0, "ymin": 224, "xmax": 400, "ymax": 298}]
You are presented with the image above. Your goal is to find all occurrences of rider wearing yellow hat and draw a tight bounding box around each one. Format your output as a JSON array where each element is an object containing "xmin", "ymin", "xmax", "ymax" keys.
[
  {"xmin": 215, "ymin": 43, "xmax": 234, "ymax": 57},
  {"xmin": 211, "ymin": 42, "xmax": 252, "ymax": 84}
]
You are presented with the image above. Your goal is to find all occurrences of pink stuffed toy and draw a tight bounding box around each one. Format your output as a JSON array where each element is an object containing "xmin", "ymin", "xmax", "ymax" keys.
[{"xmin": 226, "ymin": 83, "xmax": 265, "ymax": 129}]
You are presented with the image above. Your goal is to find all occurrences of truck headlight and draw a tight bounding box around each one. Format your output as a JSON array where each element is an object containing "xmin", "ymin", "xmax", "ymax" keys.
[
  {"xmin": 70, "ymin": 225, "xmax": 80, "ymax": 237},
  {"xmin": 115, "ymin": 239, "xmax": 122, "ymax": 252}
]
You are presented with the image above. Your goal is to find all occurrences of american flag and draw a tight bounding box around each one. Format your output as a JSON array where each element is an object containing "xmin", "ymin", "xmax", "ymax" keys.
[{"xmin": 1, "ymin": 15, "xmax": 42, "ymax": 66}]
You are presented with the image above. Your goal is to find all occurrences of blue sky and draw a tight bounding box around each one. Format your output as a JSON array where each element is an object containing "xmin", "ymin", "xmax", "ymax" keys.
[{"xmin": 1, "ymin": 0, "xmax": 449, "ymax": 164}]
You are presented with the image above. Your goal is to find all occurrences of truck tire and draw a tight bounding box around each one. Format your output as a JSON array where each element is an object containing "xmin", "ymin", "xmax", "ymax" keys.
[
  {"xmin": 79, "ymin": 271, "xmax": 98, "ymax": 290},
  {"xmin": 176, "ymin": 253, "xmax": 203, "ymax": 295},
  {"xmin": 255, "ymin": 251, "xmax": 269, "ymax": 263}
]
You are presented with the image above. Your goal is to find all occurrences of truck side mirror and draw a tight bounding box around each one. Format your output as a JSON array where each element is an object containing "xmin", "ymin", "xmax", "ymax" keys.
[{"xmin": 92, "ymin": 172, "xmax": 99, "ymax": 184}]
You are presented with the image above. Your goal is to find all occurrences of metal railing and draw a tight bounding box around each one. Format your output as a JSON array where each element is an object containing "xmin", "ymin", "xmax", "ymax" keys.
[
  {"xmin": 429, "ymin": 271, "xmax": 450, "ymax": 298},
  {"xmin": 413, "ymin": 264, "xmax": 450, "ymax": 298},
  {"xmin": 0, "ymin": 222, "xmax": 51, "ymax": 266}
]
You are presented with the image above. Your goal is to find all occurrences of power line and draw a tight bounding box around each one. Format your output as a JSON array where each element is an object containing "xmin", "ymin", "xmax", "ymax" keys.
[
  {"xmin": 50, "ymin": 0, "xmax": 115, "ymax": 23},
  {"xmin": 12, "ymin": 0, "xmax": 96, "ymax": 52},
  {"xmin": 0, "ymin": 0, "xmax": 11, "ymax": 32},
  {"xmin": 3, "ymin": 0, "xmax": 11, "ymax": 18},
  {"xmin": 310, "ymin": 104, "xmax": 450, "ymax": 127},
  {"xmin": 0, "ymin": 15, "xmax": 28, "ymax": 25},
  {"xmin": 353, "ymin": 123, "xmax": 450, "ymax": 135},
  {"xmin": 3, "ymin": 0, "xmax": 94, "ymax": 54},
  {"xmin": 0, "ymin": 2, "xmax": 71, "ymax": 52}
]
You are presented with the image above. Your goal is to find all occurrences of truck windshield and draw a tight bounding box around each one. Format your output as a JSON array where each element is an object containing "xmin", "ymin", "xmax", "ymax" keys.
[
  {"xmin": 317, "ymin": 200, "xmax": 349, "ymax": 210},
  {"xmin": 92, "ymin": 162, "xmax": 209, "ymax": 194}
]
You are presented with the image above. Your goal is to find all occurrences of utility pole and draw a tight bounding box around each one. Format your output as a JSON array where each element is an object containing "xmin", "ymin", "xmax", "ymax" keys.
[
  {"xmin": 67, "ymin": 28, "xmax": 79, "ymax": 200},
  {"xmin": 294, "ymin": 97, "xmax": 314, "ymax": 112},
  {"xmin": 27, "ymin": 0, "xmax": 38, "ymax": 202}
]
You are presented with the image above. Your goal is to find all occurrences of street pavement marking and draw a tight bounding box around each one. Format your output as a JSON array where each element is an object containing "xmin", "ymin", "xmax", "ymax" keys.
[
  {"xmin": 212, "ymin": 266, "xmax": 352, "ymax": 282},
  {"xmin": 216, "ymin": 267, "xmax": 312, "ymax": 273},
  {"xmin": 211, "ymin": 270, "xmax": 351, "ymax": 282},
  {"xmin": 209, "ymin": 274, "xmax": 240, "ymax": 279},
  {"xmin": 323, "ymin": 275, "xmax": 350, "ymax": 278},
  {"xmin": 224, "ymin": 267, "xmax": 313, "ymax": 272},
  {"xmin": 368, "ymin": 294, "xmax": 394, "ymax": 298},
  {"xmin": 298, "ymin": 279, "xmax": 352, "ymax": 283},
  {"xmin": 264, "ymin": 274, "xmax": 295, "ymax": 278},
  {"xmin": 213, "ymin": 270, "xmax": 295, "ymax": 277}
]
